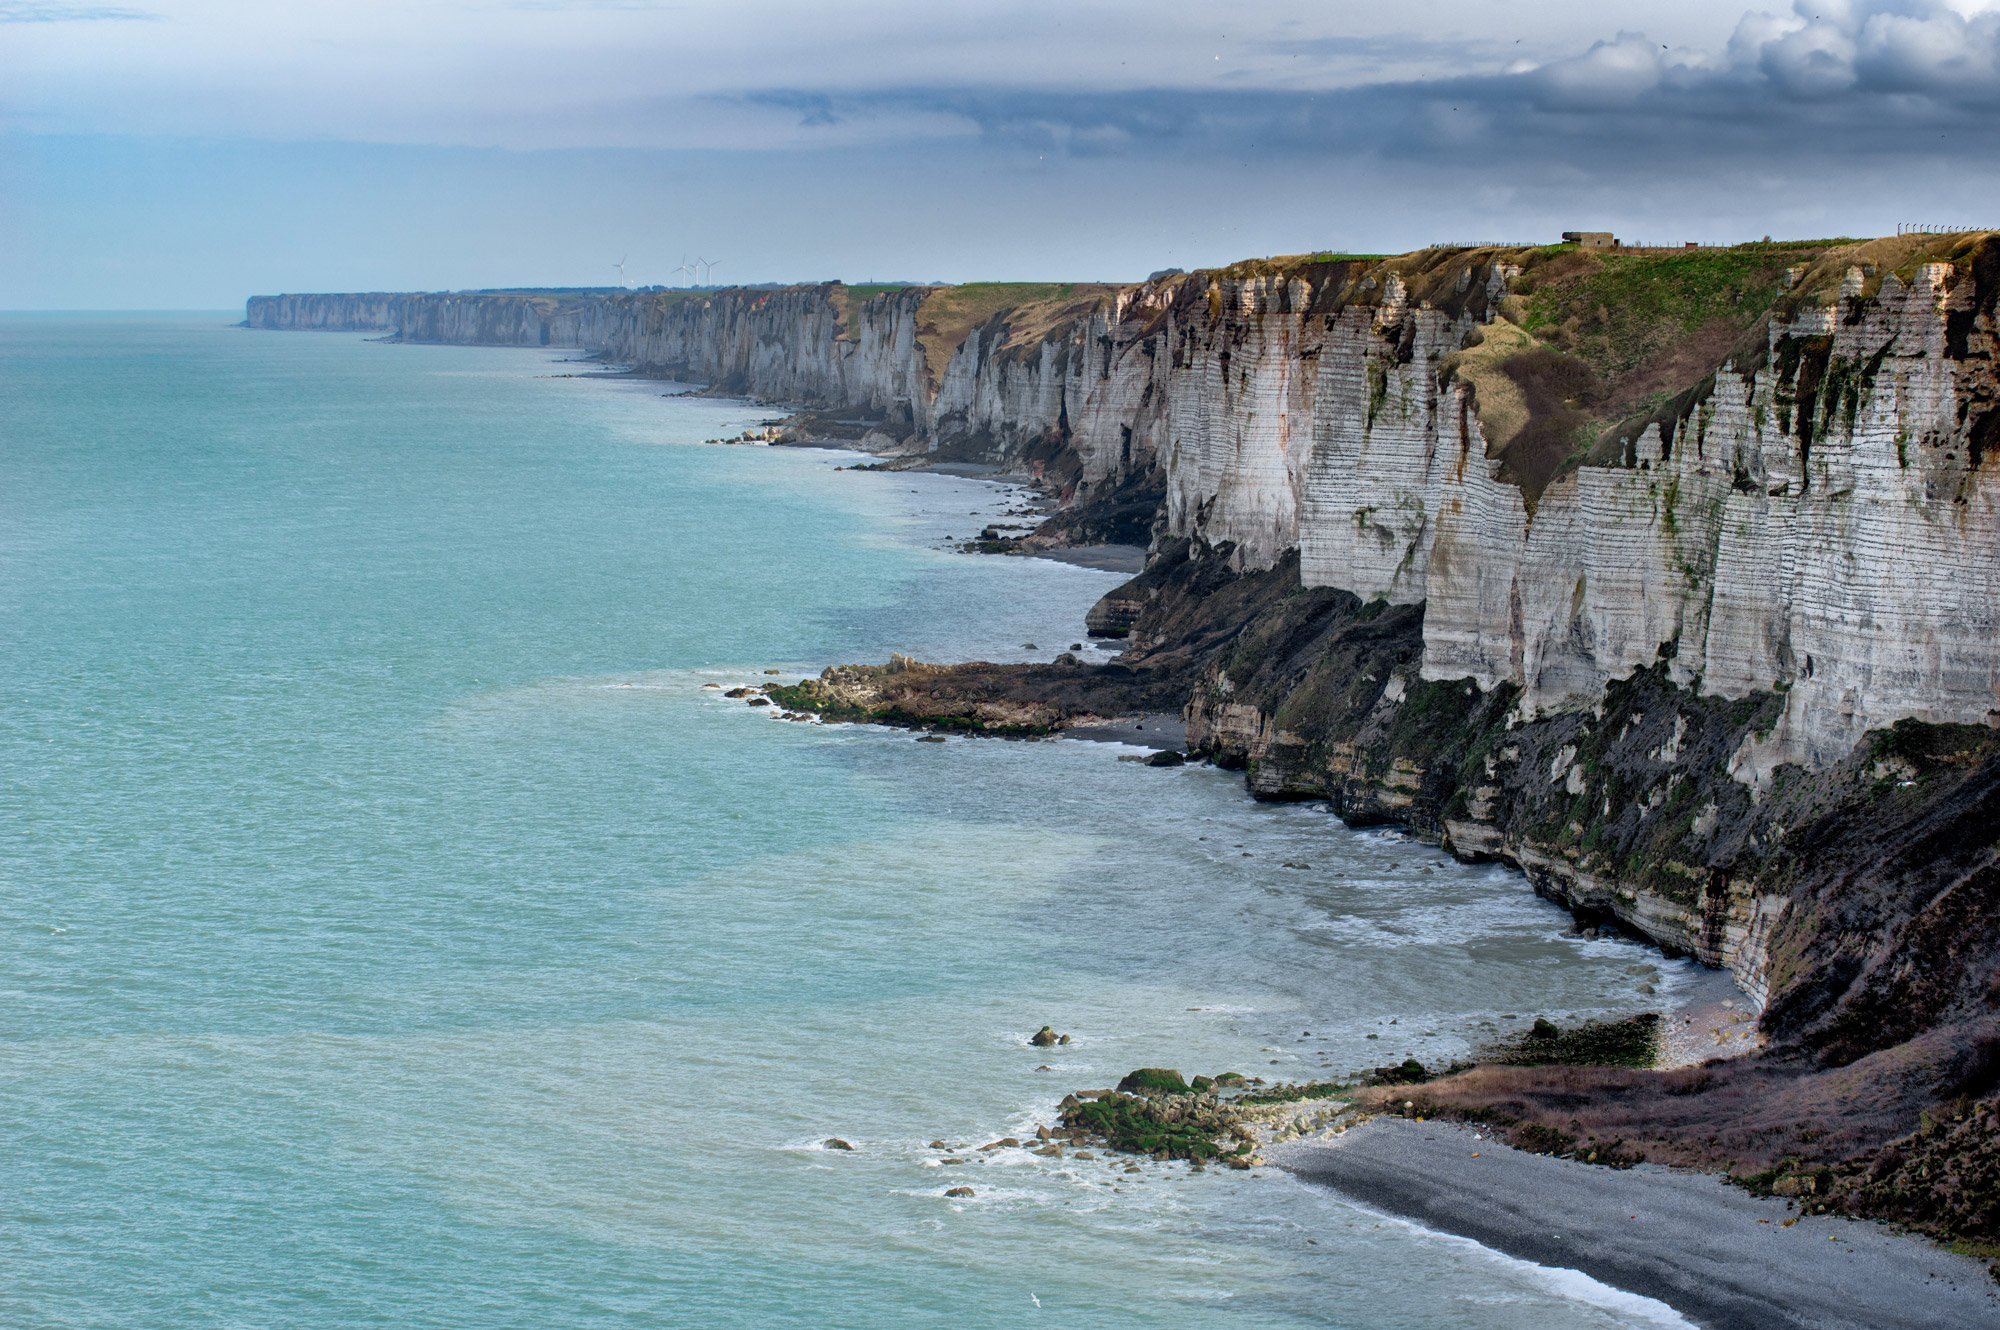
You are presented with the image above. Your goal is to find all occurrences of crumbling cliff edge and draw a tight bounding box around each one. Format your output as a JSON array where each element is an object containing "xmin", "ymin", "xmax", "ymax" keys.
[{"xmin": 249, "ymin": 232, "xmax": 2000, "ymax": 1249}]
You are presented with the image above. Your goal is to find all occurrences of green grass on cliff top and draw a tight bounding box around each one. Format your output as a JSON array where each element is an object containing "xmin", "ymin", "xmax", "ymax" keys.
[
  {"xmin": 1516, "ymin": 243, "xmax": 1831, "ymax": 384},
  {"xmin": 911, "ymin": 282, "xmax": 1121, "ymax": 383},
  {"xmin": 836, "ymin": 283, "xmax": 919, "ymax": 302}
]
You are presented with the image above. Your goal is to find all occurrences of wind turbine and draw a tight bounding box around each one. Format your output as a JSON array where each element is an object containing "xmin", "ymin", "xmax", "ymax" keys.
[
  {"xmin": 612, "ymin": 256, "xmax": 630, "ymax": 289},
  {"xmin": 674, "ymin": 257, "xmax": 694, "ymax": 286}
]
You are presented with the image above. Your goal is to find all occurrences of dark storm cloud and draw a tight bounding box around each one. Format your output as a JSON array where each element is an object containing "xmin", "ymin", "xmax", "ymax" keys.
[{"xmin": 730, "ymin": 3, "xmax": 2000, "ymax": 180}]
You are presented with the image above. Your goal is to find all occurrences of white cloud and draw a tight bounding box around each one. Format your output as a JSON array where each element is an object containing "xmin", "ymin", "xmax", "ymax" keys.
[{"xmin": 1729, "ymin": 1, "xmax": 2000, "ymax": 102}]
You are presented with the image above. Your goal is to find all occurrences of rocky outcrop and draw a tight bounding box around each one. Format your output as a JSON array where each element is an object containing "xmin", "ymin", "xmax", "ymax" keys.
[{"xmin": 764, "ymin": 652, "xmax": 1185, "ymax": 735}]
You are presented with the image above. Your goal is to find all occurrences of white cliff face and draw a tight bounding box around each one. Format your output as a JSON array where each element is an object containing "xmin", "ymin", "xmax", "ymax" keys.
[
  {"xmin": 245, "ymin": 294, "xmax": 402, "ymax": 331},
  {"xmin": 1298, "ymin": 297, "xmax": 1455, "ymax": 602},
  {"xmin": 1393, "ymin": 261, "xmax": 1999, "ymax": 774},
  {"xmin": 1156, "ymin": 276, "xmax": 1320, "ymax": 570},
  {"xmin": 1139, "ymin": 254, "xmax": 1997, "ymax": 774},
  {"xmin": 1714, "ymin": 264, "xmax": 2000, "ymax": 773}
]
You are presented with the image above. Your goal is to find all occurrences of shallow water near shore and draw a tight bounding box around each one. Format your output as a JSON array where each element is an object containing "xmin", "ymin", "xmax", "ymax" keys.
[{"xmin": 3, "ymin": 315, "xmax": 1698, "ymax": 1328}]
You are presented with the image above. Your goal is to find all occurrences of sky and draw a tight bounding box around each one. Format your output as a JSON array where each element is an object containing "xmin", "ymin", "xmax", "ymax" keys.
[{"xmin": 4, "ymin": 0, "xmax": 2000, "ymax": 307}]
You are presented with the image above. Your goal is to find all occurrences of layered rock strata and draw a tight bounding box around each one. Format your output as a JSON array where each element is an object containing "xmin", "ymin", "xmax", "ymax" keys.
[
  {"xmin": 248, "ymin": 240, "xmax": 2000, "ymax": 776},
  {"xmin": 249, "ymin": 235, "xmax": 2000, "ymax": 1042}
]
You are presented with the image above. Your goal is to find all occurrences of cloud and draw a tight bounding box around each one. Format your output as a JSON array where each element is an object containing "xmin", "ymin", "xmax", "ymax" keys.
[
  {"xmin": 9, "ymin": 0, "xmax": 2000, "ymax": 309},
  {"xmin": 0, "ymin": 1, "xmax": 156, "ymax": 18},
  {"xmin": 698, "ymin": 3, "xmax": 2000, "ymax": 174},
  {"xmin": 1733, "ymin": 1, "xmax": 2000, "ymax": 103}
]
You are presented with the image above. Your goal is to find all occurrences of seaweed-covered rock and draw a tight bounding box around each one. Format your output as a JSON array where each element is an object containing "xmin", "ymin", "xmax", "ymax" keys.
[
  {"xmin": 1479, "ymin": 1013, "xmax": 1661, "ymax": 1068},
  {"xmin": 1116, "ymin": 1068, "xmax": 1190, "ymax": 1095},
  {"xmin": 1371, "ymin": 1059, "xmax": 1431, "ymax": 1086},
  {"xmin": 1060, "ymin": 1091, "xmax": 1245, "ymax": 1161}
]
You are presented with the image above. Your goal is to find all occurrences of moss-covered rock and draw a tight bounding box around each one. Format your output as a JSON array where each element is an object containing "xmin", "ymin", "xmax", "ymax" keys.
[
  {"xmin": 1116, "ymin": 1068, "xmax": 1190, "ymax": 1096},
  {"xmin": 1480, "ymin": 1013, "xmax": 1662, "ymax": 1069}
]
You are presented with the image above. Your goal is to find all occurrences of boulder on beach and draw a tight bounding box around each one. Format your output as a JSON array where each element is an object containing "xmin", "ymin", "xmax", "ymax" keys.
[
  {"xmin": 944, "ymin": 1186, "xmax": 975, "ymax": 1198},
  {"xmin": 823, "ymin": 1138, "xmax": 854, "ymax": 1151},
  {"xmin": 1372, "ymin": 1058, "xmax": 1430, "ymax": 1085},
  {"xmin": 1144, "ymin": 750, "xmax": 1186, "ymax": 767},
  {"xmin": 1117, "ymin": 1068, "xmax": 1190, "ymax": 1095},
  {"xmin": 1030, "ymin": 1025, "xmax": 1062, "ymax": 1047}
]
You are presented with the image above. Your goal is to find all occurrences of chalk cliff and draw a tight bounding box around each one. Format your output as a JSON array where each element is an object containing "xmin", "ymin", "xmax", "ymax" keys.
[{"xmin": 248, "ymin": 232, "xmax": 2000, "ymax": 1042}]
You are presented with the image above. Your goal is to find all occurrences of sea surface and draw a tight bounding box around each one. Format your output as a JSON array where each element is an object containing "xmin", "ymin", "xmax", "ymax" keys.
[{"xmin": 1, "ymin": 315, "xmax": 1699, "ymax": 1328}]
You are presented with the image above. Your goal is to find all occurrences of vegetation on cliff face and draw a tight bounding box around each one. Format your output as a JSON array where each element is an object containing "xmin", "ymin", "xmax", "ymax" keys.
[
  {"xmin": 829, "ymin": 282, "xmax": 919, "ymax": 341},
  {"xmin": 1467, "ymin": 242, "xmax": 1832, "ymax": 500},
  {"xmin": 910, "ymin": 282, "xmax": 1120, "ymax": 389}
]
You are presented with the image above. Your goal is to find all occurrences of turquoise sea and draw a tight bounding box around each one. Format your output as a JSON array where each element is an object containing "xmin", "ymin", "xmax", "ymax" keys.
[{"xmin": 1, "ymin": 316, "xmax": 1694, "ymax": 1328}]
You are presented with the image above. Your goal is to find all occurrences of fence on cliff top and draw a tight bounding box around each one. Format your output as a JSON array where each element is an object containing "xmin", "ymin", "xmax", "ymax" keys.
[
  {"xmin": 1430, "ymin": 240, "xmax": 1740, "ymax": 252},
  {"xmin": 1430, "ymin": 229, "xmax": 1994, "ymax": 254}
]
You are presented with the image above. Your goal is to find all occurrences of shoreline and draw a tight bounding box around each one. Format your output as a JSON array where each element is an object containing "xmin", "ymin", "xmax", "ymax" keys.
[
  {"xmin": 683, "ymin": 372, "xmax": 1986, "ymax": 1327},
  {"xmin": 1271, "ymin": 1118, "xmax": 2000, "ymax": 1330},
  {"xmin": 250, "ymin": 290, "xmax": 2000, "ymax": 1320},
  {"xmin": 485, "ymin": 346, "xmax": 1994, "ymax": 1323}
]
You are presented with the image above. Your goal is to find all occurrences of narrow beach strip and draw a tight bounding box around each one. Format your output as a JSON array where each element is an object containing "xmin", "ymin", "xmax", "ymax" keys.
[{"xmin": 1271, "ymin": 1118, "xmax": 2000, "ymax": 1330}]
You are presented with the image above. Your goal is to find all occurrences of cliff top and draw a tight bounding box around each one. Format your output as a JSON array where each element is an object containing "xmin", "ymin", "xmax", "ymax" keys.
[
  {"xmin": 249, "ymin": 230, "xmax": 1996, "ymax": 510},
  {"xmin": 908, "ymin": 282, "xmax": 1123, "ymax": 387}
]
